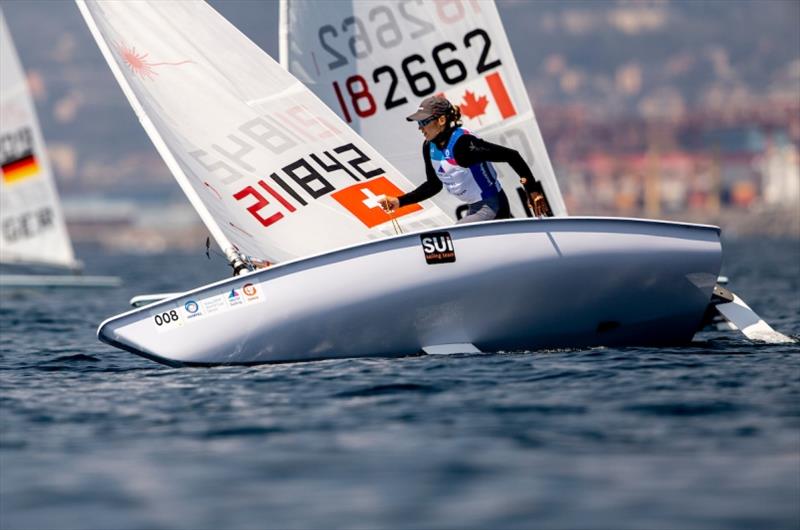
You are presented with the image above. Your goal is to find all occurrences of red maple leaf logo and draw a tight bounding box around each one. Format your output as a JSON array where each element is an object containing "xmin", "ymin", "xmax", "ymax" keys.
[{"xmin": 459, "ymin": 90, "xmax": 489, "ymax": 119}]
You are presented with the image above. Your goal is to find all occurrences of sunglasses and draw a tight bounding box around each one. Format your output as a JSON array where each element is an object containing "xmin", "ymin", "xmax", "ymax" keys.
[{"xmin": 417, "ymin": 115, "xmax": 439, "ymax": 127}]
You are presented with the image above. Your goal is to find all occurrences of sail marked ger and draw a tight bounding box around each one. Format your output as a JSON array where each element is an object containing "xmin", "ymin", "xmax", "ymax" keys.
[
  {"xmin": 280, "ymin": 0, "xmax": 567, "ymax": 219},
  {"xmin": 76, "ymin": 0, "xmax": 451, "ymax": 266},
  {"xmin": 0, "ymin": 9, "xmax": 78, "ymax": 270}
]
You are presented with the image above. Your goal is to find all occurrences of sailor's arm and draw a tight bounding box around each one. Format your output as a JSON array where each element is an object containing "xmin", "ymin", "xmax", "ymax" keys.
[
  {"xmin": 453, "ymin": 136, "xmax": 553, "ymax": 217},
  {"xmin": 379, "ymin": 143, "xmax": 443, "ymax": 212},
  {"xmin": 379, "ymin": 178, "xmax": 441, "ymax": 212}
]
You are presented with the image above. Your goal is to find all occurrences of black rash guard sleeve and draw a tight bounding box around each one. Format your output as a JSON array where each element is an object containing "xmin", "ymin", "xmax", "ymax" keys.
[
  {"xmin": 452, "ymin": 134, "xmax": 540, "ymax": 193},
  {"xmin": 397, "ymin": 141, "xmax": 443, "ymax": 207}
]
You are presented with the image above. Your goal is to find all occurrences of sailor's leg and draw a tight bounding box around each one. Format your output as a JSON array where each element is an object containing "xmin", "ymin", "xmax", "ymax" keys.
[{"xmin": 456, "ymin": 195, "xmax": 500, "ymax": 224}]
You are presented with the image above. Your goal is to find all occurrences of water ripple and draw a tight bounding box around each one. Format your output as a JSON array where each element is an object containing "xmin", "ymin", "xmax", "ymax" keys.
[{"xmin": 0, "ymin": 241, "xmax": 798, "ymax": 530}]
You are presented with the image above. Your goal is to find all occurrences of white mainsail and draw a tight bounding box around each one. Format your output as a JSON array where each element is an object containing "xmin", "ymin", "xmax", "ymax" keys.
[
  {"xmin": 0, "ymin": 9, "xmax": 78, "ymax": 270},
  {"xmin": 77, "ymin": 0, "xmax": 451, "ymax": 266},
  {"xmin": 280, "ymin": 0, "xmax": 567, "ymax": 219}
]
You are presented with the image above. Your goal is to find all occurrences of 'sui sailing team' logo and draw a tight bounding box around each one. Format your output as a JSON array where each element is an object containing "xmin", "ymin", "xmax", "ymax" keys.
[{"xmin": 420, "ymin": 232, "xmax": 456, "ymax": 264}]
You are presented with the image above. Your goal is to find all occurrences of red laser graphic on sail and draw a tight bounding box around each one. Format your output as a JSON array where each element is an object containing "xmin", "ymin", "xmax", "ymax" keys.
[{"xmin": 115, "ymin": 42, "xmax": 193, "ymax": 80}]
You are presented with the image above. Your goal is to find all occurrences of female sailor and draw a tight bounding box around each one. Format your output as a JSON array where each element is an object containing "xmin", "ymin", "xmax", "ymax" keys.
[{"xmin": 378, "ymin": 95, "xmax": 552, "ymax": 223}]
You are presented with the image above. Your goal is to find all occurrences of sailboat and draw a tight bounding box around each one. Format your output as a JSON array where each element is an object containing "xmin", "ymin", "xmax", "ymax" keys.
[
  {"xmin": 80, "ymin": 0, "xmax": 790, "ymax": 367},
  {"xmin": 280, "ymin": 0, "xmax": 789, "ymax": 342},
  {"xmin": 279, "ymin": 0, "xmax": 565, "ymax": 221},
  {"xmin": 0, "ymin": 9, "xmax": 120, "ymax": 288}
]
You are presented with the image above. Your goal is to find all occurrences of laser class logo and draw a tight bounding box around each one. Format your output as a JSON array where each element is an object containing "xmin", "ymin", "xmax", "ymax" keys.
[
  {"xmin": 420, "ymin": 231, "xmax": 456, "ymax": 264},
  {"xmin": 115, "ymin": 41, "xmax": 193, "ymax": 81}
]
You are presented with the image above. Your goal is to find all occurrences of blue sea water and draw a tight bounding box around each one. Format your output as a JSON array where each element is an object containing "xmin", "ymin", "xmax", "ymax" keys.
[{"xmin": 1, "ymin": 238, "xmax": 798, "ymax": 530}]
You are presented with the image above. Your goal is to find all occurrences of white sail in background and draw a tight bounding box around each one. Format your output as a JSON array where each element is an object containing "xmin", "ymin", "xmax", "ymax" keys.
[
  {"xmin": 0, "ymin": 9, "xmax": 77, "ymax": 270},
  {"xmin": 77, "ymin": 0, "xmax": 451, "ymax": 265},
  {"xmin": 281, "ymin": 0, "xmax": 567, "ymax": 219}
]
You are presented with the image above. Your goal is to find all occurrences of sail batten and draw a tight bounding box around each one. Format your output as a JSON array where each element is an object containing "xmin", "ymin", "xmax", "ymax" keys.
[{"xmin": 77, "ymin": 0, "xmax": 450, "ymax": 264}]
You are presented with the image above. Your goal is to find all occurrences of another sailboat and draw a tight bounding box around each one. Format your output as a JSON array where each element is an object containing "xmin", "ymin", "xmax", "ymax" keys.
[
  {"xmin": 80, "ymin": 0, "xmax": 789, "ymax": 367},
  {"xmin": 279, "ymin": 0, "xmax": 565, "ymax": 220},
  {"xmin": 0, "ymin": 9, "xmax": 120, "ymax": 288}
]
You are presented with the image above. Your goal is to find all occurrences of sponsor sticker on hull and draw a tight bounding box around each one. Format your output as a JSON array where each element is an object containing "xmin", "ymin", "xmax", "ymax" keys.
[
  {"xmin": 202, "ymin": 295, "xmax": 226, "ymax": 315},
  {"xmin": 153, "ymin": 282, "xmax": 266, "ymax": 332},
  {"xmin": 242, "ymin": 282, "xmax": 263, "ymax": 303},
  {"xmin": 227, "ymin": 287, "xmax": 244, "ymax": 308},
  {"xmin": 420, "ymin": 232, "xmax": 456, "ymax": 264},
  {"xmin": 183, "ymin": 299, "xmax": 203, "ymax": 321}
]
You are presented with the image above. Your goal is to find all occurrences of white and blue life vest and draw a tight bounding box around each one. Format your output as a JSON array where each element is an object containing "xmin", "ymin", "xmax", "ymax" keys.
[{"xmin": 429, "ymin": 128, "xmax": 500, "ymax": 204}]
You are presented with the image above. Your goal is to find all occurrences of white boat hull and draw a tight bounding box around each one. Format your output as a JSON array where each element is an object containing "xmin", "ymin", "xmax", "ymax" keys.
[{"xmin": 98, "ymin": 218, "xmax": 722, "ymax": 366}]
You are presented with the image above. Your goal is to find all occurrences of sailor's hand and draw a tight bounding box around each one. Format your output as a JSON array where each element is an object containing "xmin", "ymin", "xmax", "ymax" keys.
[
  {"xmin": 378, "ymin": 195, "xmax": 400, "ymax": 213},
  {"xmin": 528, "ymin": 191, "xmax": 549, "ymax": 218}
]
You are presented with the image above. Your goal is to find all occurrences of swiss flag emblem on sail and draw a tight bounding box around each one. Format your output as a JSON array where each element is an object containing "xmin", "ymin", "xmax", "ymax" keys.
[
  {"xmin": 443, "ymin": 72, "xmax": 517, "ymax": 128},
  {"xmin": 331, "ymin": 176, "xmax": 422, "ymax": 228}
]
